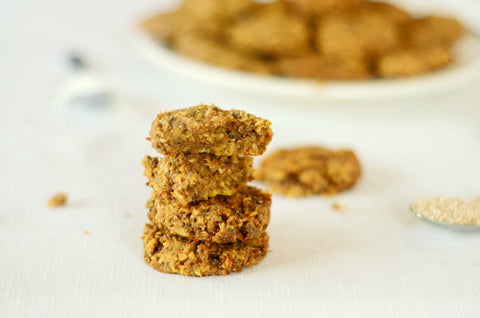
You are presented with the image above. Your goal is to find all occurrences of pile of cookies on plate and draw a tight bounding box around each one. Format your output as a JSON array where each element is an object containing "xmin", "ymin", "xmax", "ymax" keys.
[
  {"xmin": 142, "ymin": 0, "xmax": 465, "ymax": 79},
  {"xmin": 142, "ymin": 104, "xmax": 274, "ymax": 276}
]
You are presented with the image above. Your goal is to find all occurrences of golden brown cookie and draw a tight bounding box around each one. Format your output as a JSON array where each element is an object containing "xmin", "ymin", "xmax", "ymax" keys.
[
  {"xmin": 356, "ymin": 1, "xmax": 411, "ymax": 26},
  {"xmin": 149, "ymin": 104, "xmax": 273, "ymax": 156},
  {"xmin": 376, "ymin": 45, "xmax": 453, "ymax": 78},
  {"xmin": 256, "ymin": 147, "xmax": 361, "ymax": 197},
  {"xmin": 227, "ymin": 1, "xmax": 312, "ymax": 57},
  {"xmin": 142, "ymin": 0, "xmax": 254, "ymax": 43},
  {"xmin": 179, "ymin": 0, "xmax": 254, "ymax": 22},
  {"xmin": 405, "ymin": 16, "xmax": 464, "ymax": 47},
  {"xmin": 141, "ymin": 10, "xmax": 222, "ymax": 43},
  {"xmin": 173, "ymin": 33, "xmax": 273, "ymax": 74},
  {"xmin": 275, "ymin": 55, "xmax": 371, "ymax": 80},
  {"xmin": 147, "ymin": 186, "xmax": 271, "ymax": 244},
  {"xmin": 142, "ymin": 222, "xmax": 269, "ymax": 276},
  {"xmin": 142, "ymin": 154, "xmax": 253, "ymax": 205},
  {"xmin": 316, "ymin": 8, "xmax": 402, "ymax": 60},
  {"xmin": 293, "ymin": 0, "xmax": 364, "ymax": 16}
]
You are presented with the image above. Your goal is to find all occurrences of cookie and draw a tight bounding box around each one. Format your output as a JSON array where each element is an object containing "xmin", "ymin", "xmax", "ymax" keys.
[
  {"xmin": 256, "ymin": 146, "xmax": 361, "ymax": 197},
  {"xmin": 142, "ymin": 0, "xmax": 255, "ymax": 43},
  {"xmin": 405, "ymin": 16, "xmax": 464, "ymax": 47},
  {"xmin": 179, "ymin": 0, "xmax": 254, "ymax": 22},
  {"xmin": 293, "ymin": 0, "xmax": 364, "ymax": 16},
  {"xmin": 142, "ymin": 154, "xmax": 253, "ymax": 205},
  {"xmin": 173, "ymin": 33, "xmax": 273, "ymax": 74},
  {"xmin": 142, "ymin": 222, "xmax": 269, "ymax": 276},
  {"xmin": 316, "ymin": 5, "xmax": 404, "ymax": 60},
  {"xmin": 376, "ymin": 45, "xmax": 452, "ymax": 77},
  {"xmin": 149, "ymin": 104, "xmax": 273, "ymax": 156},
  {"xmin": 275, "ymin": 55, "xmax": 371, "ymax": 80},
  {"xmin": 227, "ymin": 1, "xmax": 312, "ymax": 57},
  {"xmin": 146, "ymin": 186, "xmax": 271, "ymax": 244},
  {"xmin": 356, "ymin": 1, "xmax": 411, "ymax": 26},
  {"xmin": 141, "ymin": 10, "xmax": 222, "ymax": 44}
]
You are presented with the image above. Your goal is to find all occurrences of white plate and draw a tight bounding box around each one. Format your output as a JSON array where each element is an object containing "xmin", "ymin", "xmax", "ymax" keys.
[{"xmin": 134, "ymin": 30, "xmax": 480, "ymax": 101}]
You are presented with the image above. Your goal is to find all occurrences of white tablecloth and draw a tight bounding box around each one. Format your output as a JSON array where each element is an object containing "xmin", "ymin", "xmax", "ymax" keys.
[{"xmin": 1, "ymin": 0, "xmax": 480, "ymax": 317}]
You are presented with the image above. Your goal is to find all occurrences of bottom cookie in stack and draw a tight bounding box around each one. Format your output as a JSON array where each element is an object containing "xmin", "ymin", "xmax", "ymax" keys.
[{"xmin": 142, "ymin": 222, "xmax": 269, "ymax": 277}]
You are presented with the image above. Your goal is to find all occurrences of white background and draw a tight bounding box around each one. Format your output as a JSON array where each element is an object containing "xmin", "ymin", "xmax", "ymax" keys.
[{"xmin": 1, "ymin": 0, "xmax": 480, "ymax": 317}]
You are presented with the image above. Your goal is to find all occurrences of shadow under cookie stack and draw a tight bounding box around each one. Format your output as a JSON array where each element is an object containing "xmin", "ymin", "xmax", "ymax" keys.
[{"xmin": 141, "ymin": 104, "xmax": 273, "ymax": 276}]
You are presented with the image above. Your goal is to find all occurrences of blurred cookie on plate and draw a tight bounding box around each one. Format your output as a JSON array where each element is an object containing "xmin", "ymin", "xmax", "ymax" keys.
[
  {"xmin": 227, "ymin": 1, "xmax": 313, "ymax": 57},
  {"xmin": 405, "ymin": 16, "xmax": 464, "ymax": 47},
  {"xmin": 275, "ymin": 55, "xmax": 371, "ymax": 80},
  {"xmin": 174, "ymin": 33, "xmax": 273, "ymax": 74},
  {"xmin": 376, "ymin": 45, "xmax": 453, "ymax": 77}
]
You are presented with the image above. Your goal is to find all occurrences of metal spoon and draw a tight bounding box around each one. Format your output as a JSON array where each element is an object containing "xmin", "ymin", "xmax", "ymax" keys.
[
  {"xmin": 410, "ymin": 197, "xmax": 480, "ymax": 231},
  {"xmin": 55, "ymin": 52, "xmax": 112, "ymax": 109},
  {"xmin": 410, "ymin": 207, "xmax": 480, "ymax": 231}
]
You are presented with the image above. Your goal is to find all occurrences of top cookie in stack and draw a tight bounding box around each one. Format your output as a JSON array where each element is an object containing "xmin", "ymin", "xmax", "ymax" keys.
[
  {"xmin": 149, "ymin": 104, "xmax": 273, "ymax": 156},
  {"xmin": 142, "ymin": 104, "xmax": 274, "ymax": 276}
]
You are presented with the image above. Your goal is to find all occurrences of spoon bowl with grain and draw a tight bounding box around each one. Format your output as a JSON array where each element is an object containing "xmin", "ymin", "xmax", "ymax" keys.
[{"xmin": 410, "ymin": 196, "xmax": 480, "ymax": 231}]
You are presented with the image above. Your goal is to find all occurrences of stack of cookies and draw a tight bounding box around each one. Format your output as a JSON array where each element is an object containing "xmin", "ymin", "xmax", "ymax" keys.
[{"xmin": 141, "ymin": 104, "xmax": 273, "ymax": 276}]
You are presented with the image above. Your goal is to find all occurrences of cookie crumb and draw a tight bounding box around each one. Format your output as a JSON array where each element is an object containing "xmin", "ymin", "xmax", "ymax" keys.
[
  {"xmin": 332, "ymin": 202, "xmax": 344, "ymax": 212},
  {"xmin": 83, "ymin": 230, "xmax": 90, "ymax": 235},
  {"xmin": 124, "ymin": 213, "xmax": 132, "ymax": 218},
  {"xmin": 47, "ymin": 192, "xmax": 68, "ymax": 208}
]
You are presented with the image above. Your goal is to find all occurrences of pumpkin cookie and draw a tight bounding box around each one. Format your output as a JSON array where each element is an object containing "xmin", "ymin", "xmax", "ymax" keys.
[
  {"xmin": 142, "ymin": 222, "xmax": 269, "ymax": 276},
  {"xmin": 256, "ymin": 147, "xmax": 361, "ymax": 197},
  {"xmin": 142, "ymin": 154, "xmax": 253, "ymax": 205},
  {"xmin": 146, "ymin": 186, "xmax": 271, "ymax": 244},
  {"xmin": 174, "ymin": 33, "xmax": 273, "ymax": 74},
  {"xmin": 316, "ymin": 3, "xmax": 407, "ymax": 60},
  {"xmin": 142, "ymin": 0, "xmax": 254, "ymax": 43},
  {"xmin": 275, "ymin": 55, "xmax": 371, "ymax": 79},
  {"xmin": 141, "ymin": 11, "xmax": 222, "ymax": 43},
  {"xmin": 376, "ymin": 45, "xmax": 452, "ymax": 77},
  {"xmin": 405, "ymin": 16, "xmax": 464, "ymax": 47},
  {"xmin": 293, "ymin": 0, "xmax": 363, "ymax": 16},
  {"xmin": 227, "ymin": 1, "xmax": 312, "ymax": 57},
  {"xmin": 356, "ymin": 1, "xmax": 411, "ymax": 25},
  {"xmin": 179, "ymin": 0, "xmax": 254, "ymax": 22},
  {"xmin": 149, "ymin": 104, "xmax": 273, "ymax": 156}
]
